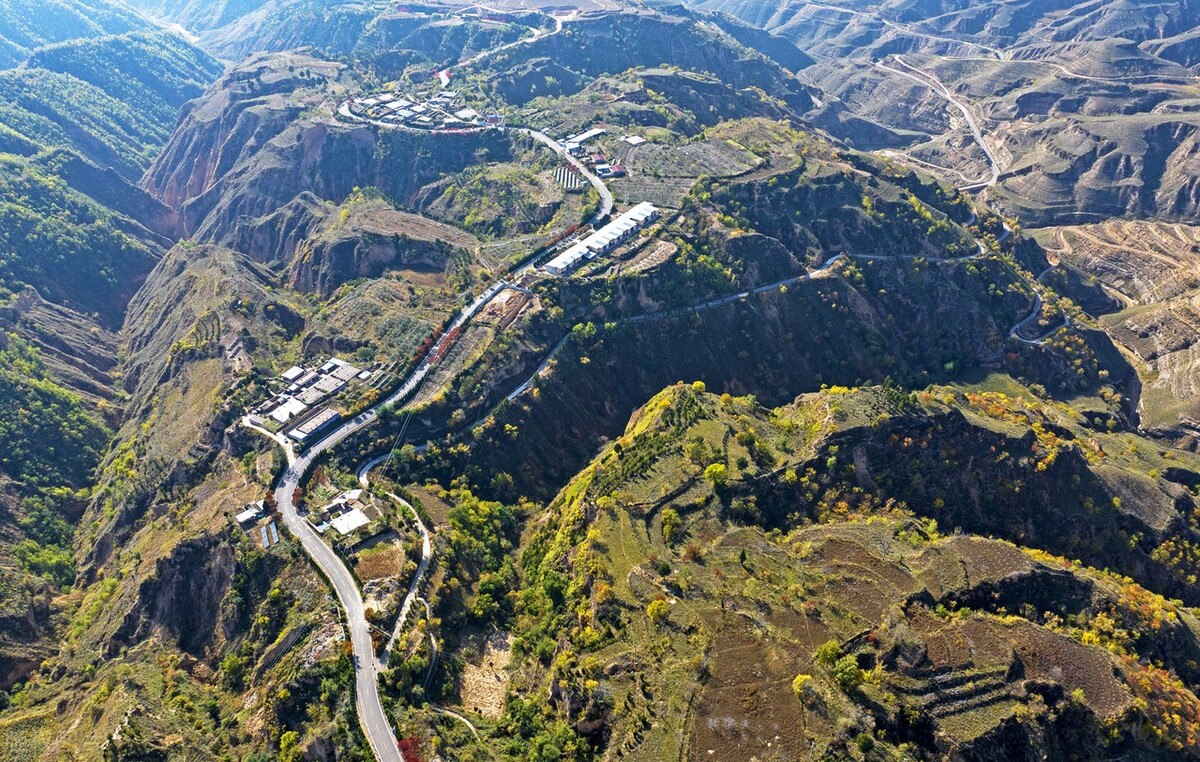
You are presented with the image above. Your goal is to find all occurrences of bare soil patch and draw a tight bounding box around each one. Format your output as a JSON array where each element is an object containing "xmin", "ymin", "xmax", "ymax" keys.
[{"xmin": 457, "ymin": 630, "xmax": 513, "ymax": 719}]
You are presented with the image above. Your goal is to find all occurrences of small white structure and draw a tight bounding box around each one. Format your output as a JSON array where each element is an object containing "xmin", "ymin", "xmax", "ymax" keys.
[
  {"xmin": 543, "ymin": 241, "xmax": 592, "ymax": 275},
  {"xmin": 313, "ymin": 375, "xmax": 346, "ymax": 396},
  {"xmin": 281, "ymin": 366, "xmax": 305, "ymax": 382},
  {"xmin": 565, "ymin": 127, "xmax": 606, "ymax": 145},
  {"xmin": 331, "ymin": 362, "xmax": 362, "ymax": 382},
  {"xmin": 287, "ymin": 407, "xmax": 339, "ymax": 443},
  {"xmin": 296, "ymin": 387, "xmax": 326, "ymax": 406},
  {"xmin": 235, "ymin": 500, "xmax": 265, "ymax": 526},
  {"xmin": 269, "ymin": 397, "xmax": 308, "ymax": 423},
  {"xmin": 331, "ymin": 508, "xmax": 370, "ymax": 535},
  {"xmin": 622, "ymin": 135, "xmax": 647, "ymax": 145},
  {"xmin": 455, "ymin": 107, "xmax": 479, "ymax": 120}
]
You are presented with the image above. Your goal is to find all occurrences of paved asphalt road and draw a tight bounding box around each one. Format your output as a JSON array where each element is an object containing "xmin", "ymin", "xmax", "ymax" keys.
[
  {"xmin": 259, "ymin": 275, "xmax": 509, "ymax": 760},
  {"xmin": 520, "ymin": 128, "xmax": 614, "ymax": 225},
  {"xmin": 874, "ymin": 56, "xmax": 1000, "ymax": 192},
  {"xmin": 252, "ymin": 11, "xmax": 622, "ymax": 760},
  {"xmin": 274, "ymin": 447, "xmax": 403, "ymax": 762}
]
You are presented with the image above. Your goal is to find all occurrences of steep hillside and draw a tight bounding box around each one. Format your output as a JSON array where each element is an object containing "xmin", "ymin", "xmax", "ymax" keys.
[
  {"xmin": 143, "ymin": 53, "xmax": 514, "ymax": 241},
  {"xmin": 0, "ymin": 154, "xmax": 164, "ymax": 324},
  {"xmin": 681, "ymin": 0, "xmax": 1200, "ymax": 226},
  {"xmin": 0, "ymin": 1, "xmax": 220, "ymax": 707},
  {"xmin": 0, "ymin": 26, "xmax": 219, "ymax": 177},
  {"xmin": 119, "ymin": 0, "xmax": 271, "ymax": 33},
  {"xmin": 0, "ymin": 333, "xmax": 110, "ymax": 688},
  {"xmin": 26, "ymin": 31, "xmax": 222, "ymax": 142},
  {"xmin": 0, "ymin": 241, "xmax": 371, "ymax": 759},
  {"xmin": 686, "ymin": 0, "xmax": 1200, "ymax": 59},
  {"xmin": 481, "ymin": 383, "xmax": 1200, "ymax": 759},
  {"xmin": 344, "ymin": 126, "xmax": 1108, "ymax": 504},
  {"xmin": 0, "ymin": 0, "xmax": 148, "ymax": 68},
  {"xmin": 208, "ymin": 5, "xmax": 532, "ymax": 73},
  {"xmin": 474, "ymin": 11, "xmax": 813, "ymax": 113},
  {"xmin": 1033, "ymin": 220, "xmax": 1200, "ymax": 436}
]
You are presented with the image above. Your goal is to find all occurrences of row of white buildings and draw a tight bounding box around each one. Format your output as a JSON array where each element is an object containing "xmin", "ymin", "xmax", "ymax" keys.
[{"xmin": 544, "ymin": 202, "xmax": 659, "ymax": 275}]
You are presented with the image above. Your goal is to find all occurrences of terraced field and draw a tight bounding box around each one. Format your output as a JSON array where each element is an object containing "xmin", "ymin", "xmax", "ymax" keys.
[{"xmin": 1035, "ymin": 221, "xmax": 1200, "ymax": 431}]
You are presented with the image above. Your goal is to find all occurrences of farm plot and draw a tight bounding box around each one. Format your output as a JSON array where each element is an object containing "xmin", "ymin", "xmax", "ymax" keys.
[
  {"xmin": 623, "ymin": 138, "xmax": 759, "ymax": 178},
  {"xmin": 689, "ymin": 616, "xmax": 814, "ymax": 761},
  {"xmin": 409, "ymin": 322, "xmax": 496, "ymax": 407},
  {"xmin": 1038, "ymin": 220, "xmax": 1200, "ymax": 427},
  {"xmin": 456, "ymin": 631, "xmax": 514, "ymax": 719},
  {"xmin": 614, "ymin": 137, "xmax": 761, "ymax": 207},
  {"xmin": 355, "ymin": 537, "xmax": 407, "ymax": 583},
  {"xmin": 612, "ymin": 175, "xmax": 697, "ymax": 208}
]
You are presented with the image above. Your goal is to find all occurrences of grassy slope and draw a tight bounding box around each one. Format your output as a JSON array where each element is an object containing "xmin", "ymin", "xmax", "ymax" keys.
[
  {"xmin": 0, "ymin": 0, "xmax": 147, "ymax": 67},
  {"xmin": 493, "ymin": 382, "xmax": 1200, "ymax": 760},
  {"xmin": 0, "ymin": 243, "xmax": 372, "ymax": 760},
  {"xmin": 0, "ymin": 4, "xmax": 221, "ymax": 703}
]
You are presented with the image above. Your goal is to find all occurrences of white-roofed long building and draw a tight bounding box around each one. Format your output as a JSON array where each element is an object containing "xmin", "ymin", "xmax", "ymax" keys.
[{"xmin": 544, "ymin": 202, "xmax": 659, "ymax": 276}]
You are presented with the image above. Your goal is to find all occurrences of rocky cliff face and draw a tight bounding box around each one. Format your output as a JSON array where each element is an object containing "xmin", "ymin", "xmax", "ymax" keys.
[
  {"xmin": 229, "ymin": 191, "xmax": 329, "ymax": 266},
  {"xmin": 289, "ymin": 228, "xmax": 462, "ymax": 298},
  {"xmin": 111, "ymin": 534, "xmax": 240, "ymax": 657},
  {"xmin": 142, "ymin": 53, "xmax": 346, "ymax": 224}
]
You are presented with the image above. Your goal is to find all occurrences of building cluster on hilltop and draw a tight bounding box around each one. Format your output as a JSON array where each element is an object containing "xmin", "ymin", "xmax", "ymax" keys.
[{"xmin": 347, "ymin": 88, "xmax": 502, "ymax": 132}]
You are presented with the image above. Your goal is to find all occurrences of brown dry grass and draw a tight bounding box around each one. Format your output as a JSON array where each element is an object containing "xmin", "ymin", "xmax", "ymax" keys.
[
  {"xmin": 457, "ymin": 631, "xmax": 513, "ymax": 719},
  {"xmin": 689, "ymin": 616, "xmax": 817, "ymax": 760},
  {"xmin": 355, "ymin": 542, "xmax": 404, "ymax": 582}
]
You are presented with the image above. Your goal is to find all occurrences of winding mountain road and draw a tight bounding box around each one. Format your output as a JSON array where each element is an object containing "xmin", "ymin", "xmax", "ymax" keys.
[
  {"xmin": 803, "ymin": 2, "xmax": 1005, "ymax": 59},
  {"xmin": 267, "ymin": 36, "xmax": 624, "ymax": 753},
  {"xmin": 271, "ymin": 444, "xmax": 402, "ymax": 762},
  {"xmin": 459, "ymin": 11, "xmax": 569, "ymax": 67},
  {"xmin": 874, "ymin": 56, "xmax": 1000, "ymax": 192},
  {"xmin": 247, "ymin": 278, "xmax": 509, "ymax": 760},
  {"xmin": 249, "ymin": 222, "xmax": 1055, "ymax": 761},
  {"xmin": 520, "ymin": 128, "xmax": 613, "ymax": 226}
]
